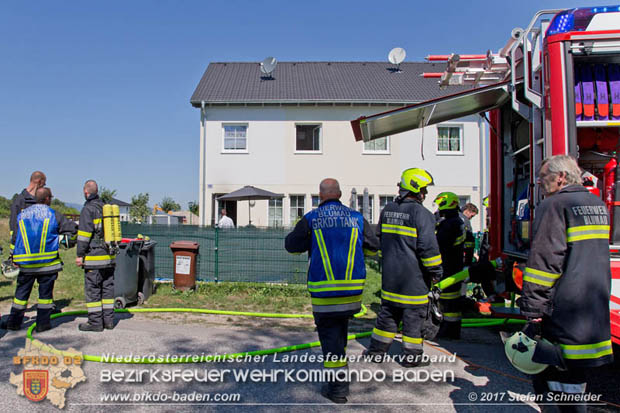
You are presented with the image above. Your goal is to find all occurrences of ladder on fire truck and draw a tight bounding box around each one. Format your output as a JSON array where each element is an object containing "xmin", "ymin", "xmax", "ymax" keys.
[{"xmin": 423, "ymin": 9, "xmax": 561, "ymax": 117}]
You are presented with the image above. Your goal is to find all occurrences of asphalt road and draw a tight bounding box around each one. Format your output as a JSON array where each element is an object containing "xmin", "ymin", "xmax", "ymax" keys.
[{"xmin": 0, "ymin": 309, "xmax": 618, "ymax": 413}]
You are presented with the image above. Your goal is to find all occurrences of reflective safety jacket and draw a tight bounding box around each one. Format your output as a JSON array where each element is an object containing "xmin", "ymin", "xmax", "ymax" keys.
[
  {"xmin": 9, "ymin": 189, "xmax": 37, "ymax": 254},
  {"xmin": 378, "ymin": 197, "xmax": 443, "ymax": 308},
  {"xmin": 285, "ymin": 199, "xmax": 379, "ymax": 314},
  {"xmin": 13, "ymin": 204, "xmax": 77, "ymax": 275},
  {"xmin": 77, "ymin": 194, "xmax": 115, "ymax": 269},
  {"xmin": 520, "ymin": 185, "xmax": 613, "ymax": 368}
]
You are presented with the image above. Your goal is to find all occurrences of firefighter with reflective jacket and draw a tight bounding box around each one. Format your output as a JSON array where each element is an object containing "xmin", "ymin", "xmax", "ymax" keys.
[
  {"xmin": 519, "ymin": 155, "xmax": 613, "ymax": 412},
  {"xmin": 4, "ymin": 171, "xmax": 47, "ymax": 280},
  {"xmin": 285, "ymin": 178, "xmax": 379, "ymax": 404},
  {"xmin": 1, "ymin": 187, "xmax": 77, "ymax": 332},
  {"xmin": 8, "ymin": 171, "xmax": 47, "ymax": 256},
  {"xmin": 434, "ymin": 192, "xmax": 466, "ymax": 339},
  {"xmin": 365, "ymin": 168, "xmax": 443, "ymax": 366},
  {"xmin": 76, "ymin": 180, "xmax": 116, "ymax": 332}
]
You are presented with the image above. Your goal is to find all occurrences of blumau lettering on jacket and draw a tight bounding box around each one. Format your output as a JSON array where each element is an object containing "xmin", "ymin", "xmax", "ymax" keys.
[
  {"xmin": 583, "ymin": 215, "xmax": 609, "ymax": 225},
  {"xmin": 317, "ymin": 205, "xmax": 352, "ymax": 218}
]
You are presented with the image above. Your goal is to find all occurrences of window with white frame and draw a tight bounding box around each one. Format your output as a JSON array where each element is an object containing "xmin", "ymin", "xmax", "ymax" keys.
[
  {"xmin": 295, "ymin": 124, "xmax": 321, "ymax": 152},
  {"xmin": 379, "ymin": 195, "xmax": 395, "ymax": 212},
  {"xmin": 222, "ymin": 124, "xmax": 248, "ymax": 152},
  {"xmin": 357, "ymin": 195, "xmax": 374, "ymax": 223},
  {"xmin": 437, "ymin": 126, "xmax": 463, "ymax": 154},
  {"xmin": 268, "ymin": 199, "xmax": 283, "ymax": 227},
  {"xmin": 311, "ymin": 195, "xmax": 320, "ymax": 209},
  {"xmin": 363, "ymin": 137, "xmax": 390, "ymax": 154},
  {"xmin": 289, "ymin": 195, "xmax": 305, "ymax": 224}
]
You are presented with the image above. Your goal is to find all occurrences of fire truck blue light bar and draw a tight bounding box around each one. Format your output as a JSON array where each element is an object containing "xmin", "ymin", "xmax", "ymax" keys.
[{"xmin": 547, "ymin": 5, "xmax": 620, "ymax": 35}]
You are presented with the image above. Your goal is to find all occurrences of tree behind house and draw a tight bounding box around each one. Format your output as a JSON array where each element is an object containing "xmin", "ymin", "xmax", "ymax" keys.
[
  {"xmin": 188, "ymin": 201, "xmax": 199, "ymax": 216},
  {"xmin": 100, "ymin": 187, "xmax": 117, "ymax": 204},
  {"xmin": 160, "ymin": 197, "xmax": 180, "ymax": 213},
  {"xmin": 130, "ymin": 193, "xmax": 150, "ymax": 223}
]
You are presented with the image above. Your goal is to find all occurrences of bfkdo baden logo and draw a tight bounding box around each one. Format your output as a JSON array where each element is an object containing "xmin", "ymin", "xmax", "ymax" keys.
[{"xmin": 23, "ymin": 370, "xmax": 49, "ymax": 402}]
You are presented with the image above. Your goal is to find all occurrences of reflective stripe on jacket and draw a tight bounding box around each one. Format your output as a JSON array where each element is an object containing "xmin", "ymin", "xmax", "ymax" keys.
[
  {"xmin": 520, "ymin": 185, "xmax": 613, "ymax": 368},
  {"xmin": 9, "ymin": 189, "xmax": 36, "ymax": 253},
  {"xmin": 13, "ymin": 204, "xmax": 77, "ymax": 274},
  {"xmin": 378, "ymin": 197, "xmax": 443, "ymax": 308}
]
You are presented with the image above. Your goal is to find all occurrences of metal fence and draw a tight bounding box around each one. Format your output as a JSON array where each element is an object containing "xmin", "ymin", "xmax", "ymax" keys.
[{"xmin": 121, "ymin": 223, "xmax": 307, "ymax": 284}]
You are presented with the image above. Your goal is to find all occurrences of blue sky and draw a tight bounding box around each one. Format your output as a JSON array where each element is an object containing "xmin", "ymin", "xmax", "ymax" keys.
[{"xmin": 0, "ymin": 0, "xmax": 601, "ymax": 207}]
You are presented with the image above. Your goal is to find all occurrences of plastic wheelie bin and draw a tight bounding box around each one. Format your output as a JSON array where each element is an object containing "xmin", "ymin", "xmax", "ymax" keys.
[
  {"xmin": 113, "ymin": 240, "xmax": 144, "ymax": 309},
  {"xmin": 170, "ymin": 241, "xmax": 199, "ymax": 291},
  {"xmin": 138, "ymin": 240, "xmax": 157, "ymax": 302}
]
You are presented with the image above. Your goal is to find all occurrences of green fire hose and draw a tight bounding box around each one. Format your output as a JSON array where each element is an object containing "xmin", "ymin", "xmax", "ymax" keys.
[{"xmin": 27, "ymin": 260, "xmax": 521, "ymax": 364}]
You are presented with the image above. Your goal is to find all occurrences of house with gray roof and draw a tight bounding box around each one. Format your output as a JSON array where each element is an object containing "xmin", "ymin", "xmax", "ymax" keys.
[{"xmin": 191, "ymin": 61, "xmax": 488, "ymax": 229}]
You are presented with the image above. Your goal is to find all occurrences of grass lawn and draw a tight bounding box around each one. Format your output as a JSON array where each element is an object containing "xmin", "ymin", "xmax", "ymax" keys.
[{"xmin": 0, "ymin": 218, "xmax": 382, "ymax": 320}]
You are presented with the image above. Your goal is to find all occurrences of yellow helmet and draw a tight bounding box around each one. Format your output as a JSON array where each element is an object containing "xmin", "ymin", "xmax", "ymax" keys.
[
  {"xmin": 483, "ymin": 195, "xmax": 489, "ymax": 208},
  {"xmin": 400, "ymin": 168, "xmax": 434, "ymax": 194},
  {"xmin": 434, "ymin": 192, "xmax": 460, "ymax": 211},
  {"xmin": 504, "ymin": 332, "xmax": 549, "ymax": 375}
]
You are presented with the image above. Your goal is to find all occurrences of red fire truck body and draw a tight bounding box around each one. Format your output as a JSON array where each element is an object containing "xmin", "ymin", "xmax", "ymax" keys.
[{"xmin": 351, "ymin": 6, "xmax": 620, "ymax": 346}]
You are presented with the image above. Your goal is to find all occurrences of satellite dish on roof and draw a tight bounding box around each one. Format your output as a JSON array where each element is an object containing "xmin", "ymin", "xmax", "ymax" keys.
[
  {"xmin": 388, "ymin": 47, "xmax": 406, "ymax": 65},
  {"xmin": 260, "ymin": 57, "xmax": 277, "ymax": 77}
]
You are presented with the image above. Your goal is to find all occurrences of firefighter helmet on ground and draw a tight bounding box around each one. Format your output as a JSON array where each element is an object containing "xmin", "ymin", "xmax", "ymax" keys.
[
  {"xmin": 400, "ymin": 168, "xmax": 434, "ymax": 194},
  {"xmin": 504, "ymin": 331, "xmax": 548, "ymax": 374},
  {"xmin": 434, "ymin": 192, "xmax": 460, "ymax": 211},
  {"xmin": 1, "ymin": 259, "xmax": 19, "ymax": 279}
]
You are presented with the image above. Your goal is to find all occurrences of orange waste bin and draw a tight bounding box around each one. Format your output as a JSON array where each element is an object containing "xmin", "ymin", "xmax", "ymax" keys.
[{"xmin": 170, "ymin": 241, "xmax": 200, "ymax": 291}]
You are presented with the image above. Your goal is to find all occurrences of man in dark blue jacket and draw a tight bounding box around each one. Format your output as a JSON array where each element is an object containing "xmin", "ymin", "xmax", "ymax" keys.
[
  {"xmin": 285, "ymin": 178, "xmax": 378, "ymax": 404},
  {"xmin": 1, "ymin": 187, "xmax": 76, "ymax": 332}
]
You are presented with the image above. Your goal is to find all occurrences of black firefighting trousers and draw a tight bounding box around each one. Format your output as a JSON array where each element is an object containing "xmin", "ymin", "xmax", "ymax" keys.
[
  {"xmin": 84, "ymin": 268, "xmax": 115, "ymax": 327},
  {"xmin": 438, "ymin": 282, "xmax": 463, "ymax": 339},
  {"xmin": 8, "ymin": 272, "xmax": 57, "ymax": 328},
  {"xmin": 367, "ymin": 304, "xmax": 427, "ymax": 358},
  {"xmin": 313, "ymin": 312, "xmax": 351, "ymax": 397}
]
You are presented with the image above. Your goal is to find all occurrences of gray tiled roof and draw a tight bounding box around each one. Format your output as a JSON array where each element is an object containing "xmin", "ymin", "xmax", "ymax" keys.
[{"xmin": 190, "ymin": 62, "xmax": 468, "ymax": 106}]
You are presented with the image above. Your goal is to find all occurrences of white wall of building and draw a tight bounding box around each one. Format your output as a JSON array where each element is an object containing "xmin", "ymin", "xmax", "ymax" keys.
[{"xmin": 199, "ymin": 105, "xmax": 487, "ymax": 231}]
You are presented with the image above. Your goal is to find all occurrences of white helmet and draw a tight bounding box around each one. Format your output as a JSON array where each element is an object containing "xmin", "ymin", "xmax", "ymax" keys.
[
  {"xmin": 1, "ymin": 259, "xmax": 19, "ymax": 279},
  {"xmin": 504, "ymin": 331, "xmax": 549, "ymax": 374}
]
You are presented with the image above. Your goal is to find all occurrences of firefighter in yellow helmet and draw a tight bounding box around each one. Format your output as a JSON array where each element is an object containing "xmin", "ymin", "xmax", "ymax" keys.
[
  {"xmin": 364, "ymin": 168, "xmax": 443, "ymax": 367},
  {"xmin": 433, "ymin": 192, "xmax": 466, "ymax": 339}
]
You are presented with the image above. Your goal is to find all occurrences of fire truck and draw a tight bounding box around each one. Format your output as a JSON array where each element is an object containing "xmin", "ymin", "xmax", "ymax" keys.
[{"xmin": 350, "ymin": 6, "xmax": 620, "ymax": 346}]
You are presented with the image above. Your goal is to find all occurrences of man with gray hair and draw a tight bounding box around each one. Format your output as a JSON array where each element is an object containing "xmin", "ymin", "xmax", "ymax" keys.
[{"xmin": 519, "ymin": 155, "xmax": 613, "ymax": 412}]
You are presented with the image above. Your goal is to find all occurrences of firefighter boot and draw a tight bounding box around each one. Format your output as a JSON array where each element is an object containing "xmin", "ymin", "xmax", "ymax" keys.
[
  {"xmin": 320, "ymin": 380, "xmax": 349, "ymax": 404},
  {"xmin": 79, "ymin": 322, "xmax": 103, "ymax": 332}
]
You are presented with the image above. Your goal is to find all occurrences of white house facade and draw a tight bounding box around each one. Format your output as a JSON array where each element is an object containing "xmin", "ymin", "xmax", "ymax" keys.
[{"xmin": 191, "ymin": 62, "xmax": 488, "ymax": 231}]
